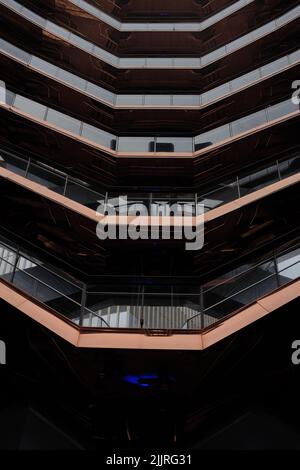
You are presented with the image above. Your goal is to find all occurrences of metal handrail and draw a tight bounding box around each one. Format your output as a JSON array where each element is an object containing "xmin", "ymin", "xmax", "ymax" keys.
[
  {"xmin": 1, "ymin": 232, "xmax": 300, "ymax": 329},
  {"xmin": 0, "ymin": 235, "xmax": 83, "ymax": 289},
  {"xmin": 0, "ymin": 242, "xmax": 110, "ymax": 327},
  {"xmin": 1, "ymin": 147, "xmax": 300, "ymax": 218},
  {"xmin": 182, "ymin": 254, "xmax": 300, "ymax": 328}
]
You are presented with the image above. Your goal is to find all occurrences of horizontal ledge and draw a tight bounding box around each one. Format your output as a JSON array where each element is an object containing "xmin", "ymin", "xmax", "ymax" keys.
[{"xmin": 1, "ymin": 276, "xmax": 299, "ymax": 349}]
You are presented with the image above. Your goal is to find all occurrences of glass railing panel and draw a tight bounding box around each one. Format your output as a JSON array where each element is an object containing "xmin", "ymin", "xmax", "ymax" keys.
[
  {"xmin": 56, "ymin": 68, "xmax": 86, "ymax": 91},
  {"xmin": 261, "ymin": 56, "xmax": 290, "ymax": 77},
  {"xmin": 20, "ymin": 6, "xmax": 47, "ymax": 28},
  {"xmin": 186, "ymin": 244, "xmax": 300, "ymax": 329},
  {"xmin": 85, "ymin": 292, "xmax": 141, "ymax": 328},
  {"xmin": 0, "ymin": 248, "xmax": 18, "ymax": 278},
  {"xmin": 4, "ymin": 0, "xmax": 22, "ymax": 11},
  {"xmin": 1, "ymin": 35, "xmax": 300, "ymax": 114},
  {"xmin": 93, "ymin": 45, "xmax": 118, "ymax": 65},
  {"xmin": 251, "ymin": 20, "xmax": 276, "ymax": 40},
  {"xmin": 173, "ymin": 58, "xmax": 201, "ymax": 67},
  {"xmin": 202, "ymin": 82, "xmax": 231, "ymax": 105},
  {"xmin": 119, "ymin": 58, "xmax": 146, "ymax": 68},
  {"xmin": 201, "ymin": 46, "xmax": 225, "ymax": 66},
  {"xmin": 1, "ymin": 144, "xmax": 300, "ymax": 220},
  {"xmin": 172, "ymin": 95, "xmax": 200, "ymax": 106},
  {"xmin": 115, "ymin": 95, "xmax": 144, "ymax": 106},
  {"xmin": 69, "ymin": 32, "xmax": 94, "ymax": 53},
  {"xmin": 8, "ymin": 255, "xmax": 84, "ymax": 318},
  {"xmin": 0, "ymin": 38, "xmax": 30, "ymax": 64},
  {"xmin": 29, "ymin": 55, "xmax": 59, "ymax": 77},
  {"xmin": 1, "ymin": 233, "xmax": 300, "ymax": 330},
  {"xmin": 18, "ymin": 257, "xmax": 79, "ymax": 294},
  {"xmin": 144, "ymin": 95, "xmax": 172, "ymax": 106},
  {"xmin": 277, "ymin": 248, "xmax": 300, "ymax": 284},
  {"xmin": 145, "ymin": 58, "xmax": 174, "ymax": 68},
  {"xmin": 203, "ymin": 273, "xmax": 278, "ymax": 323},
  {"xmin": 276, "ymin": 5, "xmax": 300, "ymax": 26},
  {"xmin": 65, "ymin": 182, "xmax": 105, "ymax": 209},
  {"xmin": 226, "ymin": 31, "xmax": 255, "ymax": 53},
  {"xmin": 2, "ymin": 0, "xmax": 300, "ymax": 70},
  {"xmin": 156, "ymin": 137, "xmax": 193, "ymax": 153},
  {"xmin": 46, "ymin": 20, "xmax": 70, "ymax": 39},
  {"xmin": 69, "ymin": 0, "xmax": 253, "ymax": 33},
  {"xmin": 81, "ymin": 123, "xmax": 116, "ymax": 149},
  {"xmin": 85, "ymin": 82, "xmax": 115, "ymax": 103},
  {"xmin": 198, "ymin": 182, "xmax": 240, "ymax": 209},
  {"xmin": 289, "ymin": 49, "xmax": 300, "ymax": 63},
  {"xmin": 231, "ymin": 69, "xmax": 261, "ymax": 92},
  {"xmin": 0, "ymin": 151, "xmax": 27, "ymax": 176},
  {"xmin": 2, "ymin": 89, "xmax": 15, "ymax": 106},
  {"xmin": 202, "ymin": 260, "xmax": 276, "ymax": 309}
]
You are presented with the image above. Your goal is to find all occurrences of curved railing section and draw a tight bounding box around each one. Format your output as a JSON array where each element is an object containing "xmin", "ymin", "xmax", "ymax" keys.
[
  {"xmin": 1, "ymin": 84, "xmax": 299, "ymax": 154},
  {"xmin": 0, "ymin": 233, "xmax": 299, "ymax": 330},
  {"xmin": 1, "ymin": 147, "xmax": 300, "ymax": 216},
  {"xmin": 1, "ymin": 38, "xmax": 299, "ymax": 109},
  {"xmin": 1, "ymin": 0, "xmax": 299, "ymax": 69}
]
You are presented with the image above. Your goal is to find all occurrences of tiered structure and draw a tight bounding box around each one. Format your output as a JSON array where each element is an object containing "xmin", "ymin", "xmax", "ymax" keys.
[{"xmin": 0, "ymin": 0, "xmax": 300, "ymax": 446}]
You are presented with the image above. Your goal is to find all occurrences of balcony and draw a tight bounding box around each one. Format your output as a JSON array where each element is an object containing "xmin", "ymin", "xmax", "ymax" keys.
[
  {"xmin": 1, "ymin": 147, "xmax": 300, "ymax": 217},
  {"xmin": 1, "ymin": 0, "xmax": 299, "ymax": 69},
  {"xmin": 1, "ymin": 233, "xmax": 300, "ymax": 333}
]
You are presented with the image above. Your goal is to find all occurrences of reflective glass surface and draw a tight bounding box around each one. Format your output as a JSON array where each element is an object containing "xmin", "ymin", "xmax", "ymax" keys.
[
  {"xmin": 2, "ymin": 86, "xmax": 299, "ymax": 154},
  {"xmin": 1, "ymin": 0, "xmax": 299, "ymax": 69},
  {"xmin": 1, "ymin": 232, "xmax": 300, "ymax": 330},
  {"xmin": 1, "ymin": 37, "xmax": 298, "ymax": 110},
  {"xmin": 1, "ymin": 148, "xmax": 300, "ymax": 219},
  {"xmin": 69, "ymin": 0, "xmax": 254, "ymax": 32}
]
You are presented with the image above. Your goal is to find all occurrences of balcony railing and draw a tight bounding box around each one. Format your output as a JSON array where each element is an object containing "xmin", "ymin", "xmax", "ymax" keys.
[
  {"xmin": 1, "ymin": 147, "xmax": 299, "ymax": 216},
  {"xmin": 1, "ymin": 37, "xmax": 299, "ymax": 109},
  {"xmin": 0, "ymin": 233, "xmax": 299, "ymax": 331},
  {"xmin": 1, "ymin": 0, "xmax": 299, "ymax": 68}
]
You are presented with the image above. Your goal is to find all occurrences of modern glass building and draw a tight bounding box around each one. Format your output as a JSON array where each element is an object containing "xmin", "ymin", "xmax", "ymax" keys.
[{"xmin": 1, "ymin": 0, "xmax": 300, "ymax": 447}]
